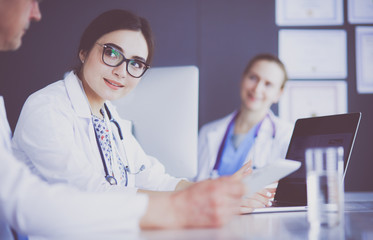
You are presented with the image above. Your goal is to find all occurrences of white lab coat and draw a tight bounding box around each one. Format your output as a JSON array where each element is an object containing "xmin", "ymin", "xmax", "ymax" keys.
[
  {"xmin": 0, "ymin": 96, "xmax": 149, "ymax": 239},
  {"xmin": 195, "ymin": 111, "xmax": 293, "ymax": 181},
  {"xmin": 12, "ymin": 71, "xmax": 181, "ymax": 193}
]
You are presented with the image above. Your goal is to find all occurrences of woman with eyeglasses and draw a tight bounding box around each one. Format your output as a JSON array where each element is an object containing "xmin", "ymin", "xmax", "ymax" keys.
[{"xmin": 12, "ymin": 9, "xmax": 193, "ymax": 193}]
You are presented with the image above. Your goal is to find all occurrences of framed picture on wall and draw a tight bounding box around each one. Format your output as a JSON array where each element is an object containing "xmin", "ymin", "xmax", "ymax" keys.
[
  {"xmin": 276, "ymin": 0, "xmax": 343, "ymax": 26},
  {"xmin": 279, "ymin": 29, "xmax": 347, "ymax": 79},
  {"xmin": 356, "ymin": 26, "xmax": 373, "ymax": 94},
  {"xmin": 279, "ymin": 80, "xmax": 347, "ymax": 123},
  {"xmin": 348, "ymin": 0, "xmax": 373, "ymax": 24}
]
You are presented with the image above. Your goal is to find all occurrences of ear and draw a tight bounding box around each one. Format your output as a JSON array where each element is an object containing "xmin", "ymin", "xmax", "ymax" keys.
[{"xmin": 79, "ymin": 50, "xmax": 87, "ymax": 64}]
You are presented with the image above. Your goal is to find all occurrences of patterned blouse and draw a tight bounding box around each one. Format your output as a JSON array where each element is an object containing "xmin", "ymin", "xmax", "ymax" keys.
[{"xmin": 92, "ymin": 114, "xmax": 127, "ymax": 186}]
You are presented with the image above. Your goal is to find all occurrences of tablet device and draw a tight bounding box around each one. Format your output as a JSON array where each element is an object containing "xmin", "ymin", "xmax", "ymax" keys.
[{"xmin": 243, "ymin": 159, "xmax": 301, "ymax": 197}]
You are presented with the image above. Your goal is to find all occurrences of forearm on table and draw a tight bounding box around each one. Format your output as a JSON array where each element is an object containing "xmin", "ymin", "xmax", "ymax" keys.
[
  {"xmin": 139, "ymin": 176, "xmax": 245, "ymax": 230},
  {"xmin": 139, "ymin": 192, "xmax": 182, "ymax": 229},
  {"xmin": 137, "ymin": 180, "xmax": 194, "ymax": 195}
]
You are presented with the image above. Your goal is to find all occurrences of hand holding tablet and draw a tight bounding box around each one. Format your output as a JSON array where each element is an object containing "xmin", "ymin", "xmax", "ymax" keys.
[{"xmin": 243, "ymin": 159, "xmax": 301, "ymax": 197}]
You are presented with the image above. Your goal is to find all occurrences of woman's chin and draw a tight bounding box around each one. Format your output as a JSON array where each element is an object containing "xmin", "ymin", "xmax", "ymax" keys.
[{"xmin": 242, "ymin": 102, "xmax": 261, "ymax": 111}]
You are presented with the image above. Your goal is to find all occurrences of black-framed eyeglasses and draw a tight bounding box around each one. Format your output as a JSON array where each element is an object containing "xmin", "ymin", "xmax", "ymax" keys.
[{"xmin": 96, "ymin": 43, "xmax": 150, "ymax": 78}]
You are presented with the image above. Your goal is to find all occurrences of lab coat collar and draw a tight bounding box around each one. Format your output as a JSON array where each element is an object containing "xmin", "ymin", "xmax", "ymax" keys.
[
  {"xmin": 64, "ymin": 71, "xmax": 106, "ymax": 178},
  {"xmin": 64, "ymin": 71, "xmax": 92, "ymax": 119},
  {"xmin": 0, "ymin": 96, "xmax": 12, "ymax": 150},
  {"xmin": 205, "ymin": 110, "xmax": 276, "ymax": 159}
]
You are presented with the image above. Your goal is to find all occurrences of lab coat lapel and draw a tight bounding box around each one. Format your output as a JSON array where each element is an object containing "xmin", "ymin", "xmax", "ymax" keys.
[
  {"xmin": 256, "ymin": 111, "xmax": 276, "ymax": 141},
  {"xmin": 64, "ymin": 71, "xmax": 101, "ymax": 161},
  {"xmin": 246, "ymin": 111, "xmax": 276, "ymax": 167},
  {"xmin": 0, "ymin": 97, "xmax": 12, "ymax": 150},
  {"xmin": 105, "ymin": 103, "xmax": 137, "ymax": 187},
  {"xmin": 206, "ymin": 112, "xmax": 236, "ymax": 171},
  {"xmin": 64, "ymin": 71, "xmax": 91, "ymax": 119},
  {"xmin": 105, "ymin": 103, "xmax": 132, "ymax": 169}
]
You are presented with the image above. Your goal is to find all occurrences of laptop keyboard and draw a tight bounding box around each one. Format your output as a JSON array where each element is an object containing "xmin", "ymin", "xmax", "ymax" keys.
[{"xmin": 271, "ymin": 201, "xmax": 305, "ymax": 207}]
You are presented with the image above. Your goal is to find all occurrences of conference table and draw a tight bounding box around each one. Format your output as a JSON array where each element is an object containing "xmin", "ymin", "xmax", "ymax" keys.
[{"xmin": 139, "ymin": 192, "xmax": 373, "ymax": 240}]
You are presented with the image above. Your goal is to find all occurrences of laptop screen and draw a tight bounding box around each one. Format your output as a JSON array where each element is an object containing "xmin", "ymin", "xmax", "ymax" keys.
[{"xmin": 274, "ymin": 113, "xmax": 361, "ymax": 205}]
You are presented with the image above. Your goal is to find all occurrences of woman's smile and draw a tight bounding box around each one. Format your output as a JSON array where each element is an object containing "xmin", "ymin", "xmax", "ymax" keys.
[{"xmin": 104, "ymin": 78, "xmax": 124, "ymax": 90}]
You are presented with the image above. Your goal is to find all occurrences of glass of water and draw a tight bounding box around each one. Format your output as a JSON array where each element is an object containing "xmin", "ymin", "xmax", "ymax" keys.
[{"xmin": 305, "ymin": 147, "xmax": 344, "ymax": 227}]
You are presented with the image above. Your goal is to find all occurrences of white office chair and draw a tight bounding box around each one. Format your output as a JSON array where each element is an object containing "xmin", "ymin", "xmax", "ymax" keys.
[{"xmin": 112, "ymin": 65, "xmax": 199, "ymax": 179}]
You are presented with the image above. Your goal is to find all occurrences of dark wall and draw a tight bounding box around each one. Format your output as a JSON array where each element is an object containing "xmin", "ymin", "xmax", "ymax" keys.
[{"xmin": 0, "ymin": 0, "xmax": 372, "ymax": 191}]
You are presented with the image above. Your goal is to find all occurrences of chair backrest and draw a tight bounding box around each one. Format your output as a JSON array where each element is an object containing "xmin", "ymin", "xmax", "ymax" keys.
[{"xmin": 112, "ymin": 66, "xmax": 199, "ymax": 179}]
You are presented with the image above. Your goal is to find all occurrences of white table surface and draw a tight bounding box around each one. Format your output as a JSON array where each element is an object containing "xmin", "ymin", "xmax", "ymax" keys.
[{"xmin": 138, "ymin": 192, "xmax": 373, "ymax": 240}]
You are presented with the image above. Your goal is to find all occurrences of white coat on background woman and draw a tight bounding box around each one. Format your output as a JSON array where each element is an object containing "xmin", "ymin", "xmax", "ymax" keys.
[
  {"xmin": 196, "ymin": 54, "xmax": 293, "ymax": 181},
  {"xmin": 196, "ymin": 110, "xmax": 292, "ymax": 181}
]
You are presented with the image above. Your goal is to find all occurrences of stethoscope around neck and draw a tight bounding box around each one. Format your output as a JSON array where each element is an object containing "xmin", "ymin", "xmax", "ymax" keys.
[
  {"xmin": 212, "ymin": 111, "xmax": 276, "ymax": 177},
  {"xmin": 93, "ymin": 103, "xmax": 145, "ymax": 186}
]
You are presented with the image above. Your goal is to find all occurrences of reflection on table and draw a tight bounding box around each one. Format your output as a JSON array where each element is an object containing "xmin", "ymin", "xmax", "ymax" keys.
[{"xmin": 140, "ymin": 192, "xmax": 373, "ymax": 240}]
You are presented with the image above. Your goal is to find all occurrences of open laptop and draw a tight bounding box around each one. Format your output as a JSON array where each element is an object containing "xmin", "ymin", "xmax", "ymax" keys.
[{"xmin": 253, "ymin": 112, "xmax": 362, "ymax": 213}]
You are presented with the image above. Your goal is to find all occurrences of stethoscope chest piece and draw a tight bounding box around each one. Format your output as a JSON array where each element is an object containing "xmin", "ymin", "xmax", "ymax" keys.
[{"xmin": 106, "ymin": 175, "xmax": 118, "ymax": 185}]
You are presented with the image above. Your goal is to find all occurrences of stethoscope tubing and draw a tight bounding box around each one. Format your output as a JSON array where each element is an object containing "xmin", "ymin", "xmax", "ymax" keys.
[
  {"xmin": 93, "ymin": 104, "xmax": 125, "ymax": 186},
  {"xmin": 213, "ymin": 111, "xmax": 276, "ymax": 171},
  {"xmin": 94, "ymin": 103, "xmax": 144, "ymax": 186},
  {"xmin": 104, "ymin": 104, "xmax": 123, "ymax": 140}
]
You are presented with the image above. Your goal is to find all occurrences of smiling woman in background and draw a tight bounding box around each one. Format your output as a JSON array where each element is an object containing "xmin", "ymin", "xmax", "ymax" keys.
[{"xmin": 196, "ymin": 54, "xmax": 293, "ymax": 185}]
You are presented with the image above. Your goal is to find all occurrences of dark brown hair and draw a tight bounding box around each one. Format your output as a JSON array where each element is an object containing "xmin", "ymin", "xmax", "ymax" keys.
[{"xmin": 75, "ymin": 9, "xmax": 154, "ymax": 73}]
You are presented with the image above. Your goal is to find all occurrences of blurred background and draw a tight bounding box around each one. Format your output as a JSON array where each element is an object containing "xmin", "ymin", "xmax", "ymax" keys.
[{"xmin": 0, "ymin": 0, "xmax": 372, "ymax": 191}]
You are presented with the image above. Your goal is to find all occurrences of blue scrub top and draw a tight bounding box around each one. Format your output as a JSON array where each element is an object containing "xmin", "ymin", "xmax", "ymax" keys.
[{"xmin": 217, "ymin": 121, "xmax": 257, "ymax": 176}]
